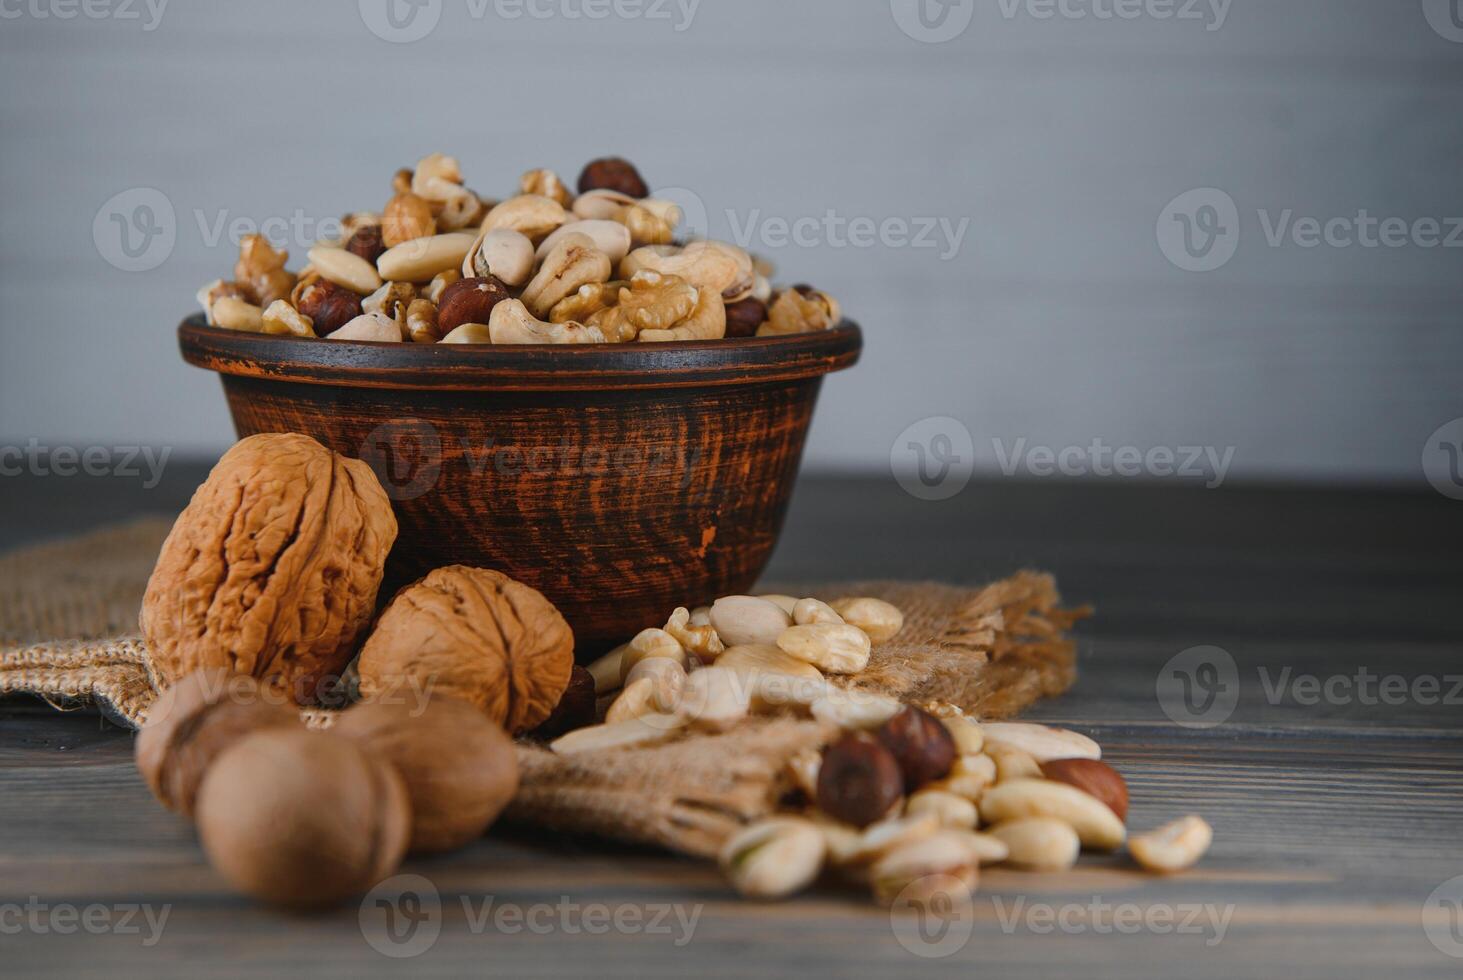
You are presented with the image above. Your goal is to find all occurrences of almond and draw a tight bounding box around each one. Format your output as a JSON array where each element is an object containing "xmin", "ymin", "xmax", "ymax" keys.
[{"xmin": 1040, "ymin": 758, "xmax": 1128, "ymax": 822}]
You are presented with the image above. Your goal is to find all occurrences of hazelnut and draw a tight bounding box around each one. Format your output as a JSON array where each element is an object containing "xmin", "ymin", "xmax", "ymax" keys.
[
  {"xmin": 1040, "ymin": 758, "xmax": 1129, "ymax": 821},
  {"xmin": 295, "ymin": 278, "xmax": 363, "ymax": 336},
  {"xmin": 357, "ymin": 566, "xmax": 575, "ymax": 734},
  {"xmin": 530, "ymin": 665, "xmax": 597, "ymax": 740},
  {"xmin": 334, "ymin": 696, "xmax": 519, "ymax": 855},
  {"xmin": 437, "ymin": 276, "xmax": 511, "ymax": 334},
  {"xmin": 816, "ymin": 731, "xmax": 904, "ymax": 828},
  {"xmin": 724, "ymin": 297, "xmax": 767, "ymax": 338},
  {"xmin": 876, "ymin": 706, "xmax": 956, "ymax": 793},
  {"xmin": 345, "ymin": 225, "xmax": 386, "ymax": 264},
  {"xmin": 577, "ymin": 156, "xmax": 649, "ymax": 199},
  {"xmin": 134, "ymin": 668, "xmax": 298, "ymax": 818},
  {"xmin": 195, "ymin": 728, "xmax": 411, "ymax": 908}
]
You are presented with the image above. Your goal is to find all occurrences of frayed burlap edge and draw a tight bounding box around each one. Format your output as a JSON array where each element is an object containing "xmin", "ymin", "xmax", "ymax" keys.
[{"xmin": 0, "ymin": 519, "xmax": 1086, "ymax": 859}]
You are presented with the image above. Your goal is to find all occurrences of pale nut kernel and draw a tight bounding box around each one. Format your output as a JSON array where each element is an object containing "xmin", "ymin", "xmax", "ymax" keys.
[
  {"xmin": 990, "ymin": 746, "xmax": 1043, "ymax": 784},
  {"xmin": 777, "ymin": 623, "xmax": 872, "ymax": 675},
  {"xmin": 259, "ymin": 299, "xmax": 315, "ymax": 338},
  {"xmin": 536, "ymin": 220, "xmax": 633, "ymax": 265},
  {"xmin": 436, "ymin": 189, "xmax": 487, "ymax": 232},
  {"xmin": 934, "ymin": 753, "xmax": 997, "ymax": 802},
  {"xmin": 586, "ymin": 645, "xmax": 626, "ymax": 695},
  {"xmin": 212, "ymin": 296, "xmax": 265, "ymax": 333},
  {"xmin": 689, "ymin": 607, "xmax": 712, "ymax": 627},
  {"xmin": 549, "ymin": 714, "xmax": 684, "ymax": 755},
  {"xmin": 792, "ymin": 598, "xmax": 844, "ymax": 626},
  {"xmin": 758, "ymin": 595, "xmax": 799, "ymax": 616},
  {"xmin": 614, "ymin": 202, "xmax": 676, "ymax": 246},
  {"xmin": 811, "ymin": 815, "xmax": 866, "ymax": 867},
  {"xmin": 481, "ymin": 194, "xmax": 569, "ymax": 244},
  {"xmin": 308, "ymin": 245, "xmax": 382, "ymax": 296},
  {"xmin": 438, "ymin": 323, "xmax": 493, "ymax": 344},
  {"xmin": 709, "ymin": 596, "xmax": 792, "ymax": 647},
  {"xmin": 954, "ymin": 831, "xmax": 1011, "ymax": 866},
  {"xmin": 810, "ymin": 688, "xmax": 902, "ymax": 730},
  {"xmin": 426, "ymin": 269, "xmax": 460, "ymax": 304},
  {"xmin": 942, "ymin": 715, "xmax": 985, "ymax": 756},
  {"xmin": 624, "ymin": 656, "xmax": 688, "ymax": 715},
  {"xmin": 979, "ymin": 778, "xmax": 1126, "ymax": 851},
  {"xmin": 605, "ymin": 676, "xmax": 658, "ymax": 724},
  {"xmin": 761, "ymin": 285, "xmax": 840, "ymax": 336},
  {"xmin": 382, "ymin": 192, "xmax": 437, "ymax": 247},
  {"xmin": 846, "ymin": 812, "xmax": 941, "ymax": 865},
  {"xmin": 404, "ymin": 298, "xmax": 440, "ymax": 343},
  {"xmin": 520, "ymin": 168, "xmax": 574, "ymax": 208},
  {"xmin": 679, "ymin": 666, "xmax": 751, "ymax": 732},
  {"xmin": 747, "ymin": 670, "xmax": 830, "ymax": 715},
  {"xmin": 719, "ymin": 817, "xmax": 825, "ymax": 901},
  {"xmin": 378, "ymin": 232, "xmax": 477, "ymax": 283},
  {"xmin": 716, "ymin": 644, "xmax": 823, "ymax": 685},
  {"xmin": 829, "ymin": 598, "xmax": 905, "ymax": 645},
  {"xmin": 571, "ymin": 188, "xmax": 641, "ymax": 220},
  {"xmin": 980, "ymin": 723, "xmax": 1101, "ymax": 763},
  {"xmin": 1129, "ymin": 815, "xmax": 1212, "ymax": 874},
  {"xmin": 664, "ymin": 607, "xmax": 724, "ymax": 663},
  {"xmin": 621, "ymin": 240, "xmax": 754, "ymax": 301},
  {"xmin": 906, "ymin": 789, "xmax": 979, "ymax": 830},
  {"xmin": 463, "ymin": 227, "xmax": 535, "ymax": 286},
  {"xmin": 549, "ymin": 281, "xmax": 623, "ymax": 326},
  {"xmin": 361, "ymin": 281, "xmax": 416, "ymax": 321},
  {"xmin": 636, "ymin": 280, "xmax": 726, "ymax": 342},
  {"xmin": 519, "ymin": 233, "xmax": 613, "ymax": 319},
  {"xmin": 327, "ymin": 312, "xmax": 402, "ymax": 342},
  {"xmin": 869, "ymin": 831, "xmax": 979, "ymax": 908},
  {"xmin": 989, "ymin": 817, "xmax": 1080, "ymax": 872},
  {"xmin": 488, "ymin": 298, "xmax": 607, "ymax": 346},
  {"xmin": 619, "ymin": 627, "xmax": 689, "ymax": 683},
  {"xmin": 197, "ymin": 279, "xmax": 249, "ymax": 325}
]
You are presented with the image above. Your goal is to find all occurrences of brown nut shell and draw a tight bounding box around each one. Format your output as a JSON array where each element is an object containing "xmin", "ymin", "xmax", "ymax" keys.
[
  {"xmin": 356, "ymin": 566, "xmax": 575, "ymax": 734},
  {"xmin": 139, "ymin": 434, "xmax": 398, "ymax": 705},
  {"xmin": 1040, "ymin": 758, "xmax": 1129, "ymax": 822},
  {"xmin": 134, "ymin": 668, "xmax": 299, "ymax": 817},
  {"xmin": 877, "ymin": 706, "xmax": 956, "ymax": 793},
  {"xmin": 334, "ymin": 696, "xmax": 519, "ymax": 854},
  {"xmin": 529, "ymin": 665, "xmax": 597, "ymax": 740},
  {"xmin": 295, "ymin": 278, "xmax": 363, "ymax": 335},
  {"xmin": 437, "ymin": 276, "xmax": 510, "ymax": 334},
  {"xmin": 816, "ymin": 731, "xmax": 905, "ymax": 828},
  {"xmin": 724, "ymin": 297, "xmax": 768, "ymax": 338},
  {"xmin": 195, "ymin": 728, "xmax": 410, "ymax": 908},
  {"xmin": 577, "ymin": 157, "xmax": 649, "ymax": 199},
  {"xmin": 345, "ymin": 225, "xmax": 386, "ymax": 264}
]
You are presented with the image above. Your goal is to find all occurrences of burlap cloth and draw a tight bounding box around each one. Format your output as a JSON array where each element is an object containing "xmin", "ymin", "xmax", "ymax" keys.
[{"xmin": 0, "ymin": 518, "xmax": 1085, "ymax": 859}]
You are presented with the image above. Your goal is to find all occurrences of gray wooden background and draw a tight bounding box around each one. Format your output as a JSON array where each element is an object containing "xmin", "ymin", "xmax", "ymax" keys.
[{"xmin": 0, "ymin": 0, "xmax": 1459, "ymax": 485}]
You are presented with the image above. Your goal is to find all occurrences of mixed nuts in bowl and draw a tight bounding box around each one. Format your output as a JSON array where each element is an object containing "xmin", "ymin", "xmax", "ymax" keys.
[
  {"xmin": 177, "ymin": 154, "xmax": 861, "ymax": 652},
  {"xmin": 195, "ymin": 153, "xmax": 842, "ymax": 346}
]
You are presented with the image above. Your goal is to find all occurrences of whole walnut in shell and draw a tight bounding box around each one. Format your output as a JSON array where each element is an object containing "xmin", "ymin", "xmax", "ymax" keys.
[
  {"xmin": 140, "ymin": 433, "xmax": 398, "ymax": 705},
  {"xmin": 334, "ymin": 695, "xmax": 519, "ymax": 854},
  {"xmin": 356, "ymin": 566, "xmax": 574, "ymax": 734},
  {"xmin": 196, "ymin": 728, "xmax": 411, "ymax": 908},
  {"xmin": 135, "ymin": 668, "xmax": 299, "ymax": 818}
]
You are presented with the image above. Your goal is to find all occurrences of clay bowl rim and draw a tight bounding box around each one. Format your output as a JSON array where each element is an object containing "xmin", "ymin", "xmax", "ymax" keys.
[{"xmin": 178, "ymin": 314, "xmax": 862, "ymax": 392}]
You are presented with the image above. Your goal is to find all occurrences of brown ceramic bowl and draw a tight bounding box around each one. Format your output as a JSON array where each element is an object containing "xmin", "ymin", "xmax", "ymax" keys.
[{"xmin": 178, "ymin": 315, "xmax": 861, "ymax": 656}]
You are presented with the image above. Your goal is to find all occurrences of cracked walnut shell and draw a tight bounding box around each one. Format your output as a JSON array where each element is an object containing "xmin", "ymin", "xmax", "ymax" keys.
[
  {"xmin": 356, "ymin": 566, "xmax": 575, "ymax": 734},
  {"xmin": 140, "ymin": 433, "xmax": 398, "ymax": 705}
]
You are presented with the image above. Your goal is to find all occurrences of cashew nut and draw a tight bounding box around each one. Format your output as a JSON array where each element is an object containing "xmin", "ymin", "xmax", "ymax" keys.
[
  {"xmin": 980, "ymin": 778, "xmax": 1126, "ymax": 851},
  {"xmin": 1129, "ymin": 815, "xmax": 1212, "ymax": 874},
  {"xmin": 621, "ymin": 240, "xmax": 754, "ymax": 301},
  {"xmin": 438, "ymin": 323, "xmax": 492, "ymax": 344},
  {"xmin": 488, "ymin": 298, "xmax": 607, "ymax": 346},
  {"xmin": 326, "ymin": 312, "xmax": 402, "ymax": 343},
  {"xmin": 519, "ymin": 233, "xmax": 613, "ymax": 319},
  {"xmin": 481, "ymin": 194, "xmax": 568, "ymax": 243},
  {"xmin": 536, "ymin": 220, "xmax": 633, "ymax": 265}
]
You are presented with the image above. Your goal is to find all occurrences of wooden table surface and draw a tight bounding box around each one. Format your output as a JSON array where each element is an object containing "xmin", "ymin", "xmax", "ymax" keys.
[{"xmin": 1, "ymin": 470, "xmax": 1460, "ymax": 979}]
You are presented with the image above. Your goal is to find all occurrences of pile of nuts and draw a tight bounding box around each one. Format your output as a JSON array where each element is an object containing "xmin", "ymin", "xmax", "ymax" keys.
[
  {"xmin": 197, "ymin": 154, "xmax": 841, "ymax": 345},
  {"xmin": 136, "ymin": 669, "xmax": 518, "ymax": 908},
  {"xmin": 557, "ymin": 592, "xmax": 1211, "ymax": 905}
]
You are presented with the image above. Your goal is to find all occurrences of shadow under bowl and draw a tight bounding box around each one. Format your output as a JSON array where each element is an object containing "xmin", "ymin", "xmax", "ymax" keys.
[{"xmin": 178, "ymin": 315, "xmax": 862, "ymax": 656}]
